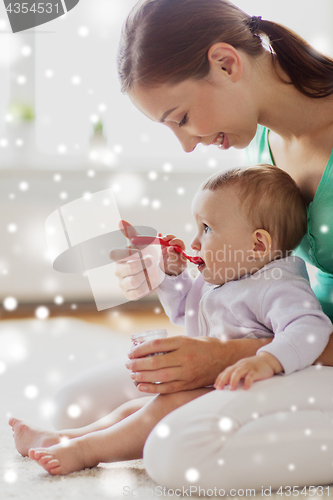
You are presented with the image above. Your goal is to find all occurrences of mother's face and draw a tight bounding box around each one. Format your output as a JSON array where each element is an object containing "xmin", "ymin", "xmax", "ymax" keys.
[{"xmin": 128, "ymin": 60, "xmax": 259, "ymax": 154}]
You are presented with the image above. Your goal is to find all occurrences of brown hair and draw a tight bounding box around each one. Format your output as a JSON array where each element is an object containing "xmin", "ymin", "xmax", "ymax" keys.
[
  {"xmin": 202, "ymin": 165, "xmax": 308, "ymax": 257},
  {"xmin": 118, "ymin": 0, "xmax": 333, "ymax": 98}
]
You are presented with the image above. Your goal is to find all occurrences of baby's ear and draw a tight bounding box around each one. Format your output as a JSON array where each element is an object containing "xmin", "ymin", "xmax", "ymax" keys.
[{"xmin": 251, "ymin": 229, "xmax": 272, "ymax": 258}]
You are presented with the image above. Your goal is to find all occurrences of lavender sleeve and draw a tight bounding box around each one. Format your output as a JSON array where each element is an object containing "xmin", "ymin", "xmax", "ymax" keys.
[
  {"xmin": 156, "ymin": 269, "xmax": 194, "ymax": 327},
  {"xmin": 257, "ymin": 278, "xmax": 332, "ymax": 375}
]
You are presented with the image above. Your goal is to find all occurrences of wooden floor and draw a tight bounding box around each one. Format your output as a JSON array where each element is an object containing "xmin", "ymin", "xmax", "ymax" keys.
[{"xmin": 0, "ymin": 300, "xmax": 184, "ymax": 339}]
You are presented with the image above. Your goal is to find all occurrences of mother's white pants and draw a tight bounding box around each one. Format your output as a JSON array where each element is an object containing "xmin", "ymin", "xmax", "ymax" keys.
[
  {"xmin": 144, "ymin": 366, "xmax": 333, "ymax": 492},
  {"xmin": 53, "ymin": 361, "xmax": 333, "ymax": 492}
]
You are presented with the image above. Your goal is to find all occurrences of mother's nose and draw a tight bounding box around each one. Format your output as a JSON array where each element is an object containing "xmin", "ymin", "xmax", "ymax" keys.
[{"xmin": 173, "ymin": 129, "xmax": 200, "ymax": 153}]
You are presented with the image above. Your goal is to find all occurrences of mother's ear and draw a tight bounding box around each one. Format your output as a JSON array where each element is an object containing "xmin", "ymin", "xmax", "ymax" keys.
[{"xmin": 207, "ymin": 43, "xmax": 243, "ymax": 82}]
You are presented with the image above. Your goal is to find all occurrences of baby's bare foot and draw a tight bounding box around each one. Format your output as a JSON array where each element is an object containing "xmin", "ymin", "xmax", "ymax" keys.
[
  {"xmin": 9, "ymin": 418, "xmax": 62, "ymax": 457},
  {"xmin": 29, "ymin": 437, "xmax": 99, "ymax": 475}
]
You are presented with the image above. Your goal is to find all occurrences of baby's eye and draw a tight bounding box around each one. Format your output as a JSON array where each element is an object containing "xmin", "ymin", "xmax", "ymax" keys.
[
  {"xmin": 204, "ymin": 224, "xmax": 211, "ymax": 233},
  {"xmin": 178, "ymin": 113, "xmax": 189, "ymax": 127}
]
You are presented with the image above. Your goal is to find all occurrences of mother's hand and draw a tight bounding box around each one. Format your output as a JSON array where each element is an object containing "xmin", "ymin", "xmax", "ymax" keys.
[
  {"xmin": 126, "ymin": 335, "xmax": 274, "ymax": 393},
  {"xmin": 110, "ymin": 220, "xmax": 164, "ymax": 301},
  {"xmin": 126, "ymin": 335, "xmax": 229, "ymax": 393}
]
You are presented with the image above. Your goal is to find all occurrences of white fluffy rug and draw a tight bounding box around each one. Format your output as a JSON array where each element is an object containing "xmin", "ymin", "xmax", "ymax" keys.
[{"xmin": 0, "ymin": 318, "xmax": 161, "ymax": 500}]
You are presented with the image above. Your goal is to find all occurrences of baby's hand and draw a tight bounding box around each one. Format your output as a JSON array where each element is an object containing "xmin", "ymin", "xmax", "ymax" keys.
[
  {"xmin": 214, "ymin": 352, "xmax": 283, "ymax": 391},
  {"xmin": 159, "ymin": 233, "xmax": 188, "ymax": 276}
]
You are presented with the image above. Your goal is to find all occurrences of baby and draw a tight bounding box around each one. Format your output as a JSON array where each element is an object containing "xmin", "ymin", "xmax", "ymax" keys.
[
  {"xmin": 157, "ymin": 164, "xmax": 332, "ymax": 389},
  {"xmin": 9, "ymin": 164, "xmax": 332, "ymax": 475}
]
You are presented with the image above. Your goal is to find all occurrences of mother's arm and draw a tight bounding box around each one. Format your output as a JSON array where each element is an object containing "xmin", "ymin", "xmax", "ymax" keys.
[{"xmin": 127, "ymin": 330, "xmax": 333, "ymax": 394}]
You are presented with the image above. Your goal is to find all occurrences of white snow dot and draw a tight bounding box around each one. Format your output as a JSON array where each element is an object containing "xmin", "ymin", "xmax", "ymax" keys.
[
  {"xmin": 83, "ymin": 192, "xmax": 92, "ymax": 201},
  {"xmin": 148, "ymin": 171, "xmax": 158, "ymax": 180},
  {"xmin": 185, "ymin": 223, "xmax": 193, "ymax": 232},
  {"xmin": 308, "ymin": 397, "xmax": 315, "ymax": 404},
  {"xmin": 3, "ymin": 297, "xmax": 18, "ymax": 310},
  {"xmin": 24, "ymin": 385, "xmax": 39, "ymax": 399},
  {"xmin": 35, "ymin": 306, "xmax": 49, "ymax": 320},
  {"xmin": 303, "ymin": 301, "xmax": 311, "ymax": 308},
  {"xmin": 17, "ymin": 75, "xmax": 26, "ymax": 85},
  {"xmin": 217, "ymin": 459, "xmax": 225, "ymax": 466},
  {"xmin": 57, "ymin": 144, "xmax": 67, "ymax": 154},
  {"xmin": 163, "ymin": 162, "xmax": 173, "ymax": 172},
  {"xmin": 141, "ymin": 197, "xmax": 149, "ymax": 206},
  {"xmin": 177, "ymin": 187, "xmax": 185, "ymax": 195},
  {"xmin": 4, "ymin": 470, "xmax": 17, "ymax": 483},
  {"xmin": 60, "ymin": 192, "xmax": 68, "ymax": 200},
  {"xmin": 53, "ymin": 174, "xmax": 62, "ymax": 182},
  {"xmin": 54, "ymin": 295, "xmax": 64, "ymax": 305},
  {"xmin": 151, "ymin": 199, "xmax": 161, "ymax": 210},
  {"xmin": 19, "ymin": 181, "xmax": 29, "ymax": 191},
  {"xmin": 140, "ymin": 134, "xmax": 150, "ymax": 142},
  {"xmin": 321, "ymin": 445, "xmax": 328, "ymax": 451},
  {"xmin": 307, "ymin": 334, "xmax": 316, "ymax": 343},
  {"xmin": 97, "ymin": 103, "xmax": 107, "ymax": 113},
  {"xmin": 304, "ymin": 428, "xmax": 312, "ymax": 436},
  {"xmin": 71, "ymin": 304, "xmax": 77, "ymax": 310},
  {"xmin": 208, "ymin": 159, "xmax": 217, "ymax": 168},
  {"xmin": 15, "ymin": 138, "xmax": 23, "ymax": 147},
  {"xmin": 188, "ymin": 309, "xmax": 195, "ymax": 317},
  {"xmin": 7, "ymin": 223, "xmax": 17, "ymax": 233},
  {"xmin": 175, "ymin": 283, "xmax": 183, "ymax": 291},
  {"xmin": 90, "ymin": 114, "xmax": 99, "ymax": 124},
  {"xmin": 113, "ymin": 144, "xmax": 122, "ymax": 154},
  {"xmin": 320, "ymin": 225, "xmax": 329, "ymax": 234},
  {"xmin": 21, "ymin": 45, "xmax": 32, "ymax": 57},
  {"xmin": 89, "ymin": 150, "xmax": 98, "ymax": 161},
  {"xmin": 45, "ymin": 69, "xmax": 54, "ymax": 78},
  {"xmin": 252, "ymin": 413, "xmax": 259, "ymax": 419},
  {"xmin": 6, "ymin": 114, "xmax": 13, "ymax": 122},
  {"xmin": 87, "ymin": 169, "xmax": 95, "ymax": 178},
  {"xmin": 69, "ymin": 354, "xmax": 75, "ymax": 360},
  {"xmin": 155, "ymin": 423, "xmax": 170, "ymax": 438},
  {"xmin": 288, "ymin": 464, "xmax": 295, "ymax": 471},
  {"xmin": 71, "ymin": 75, "xmax": 81, "ymax": 85},
  {"xmin": 78, "ymin": 26, "xmax": 89, "ymax": 37},
  {"xmin": 218, "ymin": 416, "xmax": 234, "ymax": 432},
  {"xmin": 0, "ymin": 138, "xmax": 8, "ymax": 147},
  {"xmin": 290, "ymin": 405, "xmax": 297, "ymax": 412},
  {"xmin": 0, "ymin": 19, "xmax": 7, "ymax": 30},
  {"xmin": 185, "ymin": 468, "xmax": 200, "ymax": 482},
  {"xmin": 67, "ymin": 404, "xmax": 81, "ymax": 418},
  {"xmin": 154, "ymin": 307, "xmax": 161, "ymax": 314},
  {"xmin": 40, "ymin": 399, "xmax": 56, "ymax": 418},
  {"xmin": 60, "ymin": 436, "xmax": 70, "ymax": 446},
  {"xmin": 0, "ymin": 361, "xmax": 7, "ymax": 374}
]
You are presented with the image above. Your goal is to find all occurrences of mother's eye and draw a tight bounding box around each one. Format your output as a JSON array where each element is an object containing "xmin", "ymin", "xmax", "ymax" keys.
[{"xmin": 178, "ymin": 113, "xmax": 189, "ymax": 127}]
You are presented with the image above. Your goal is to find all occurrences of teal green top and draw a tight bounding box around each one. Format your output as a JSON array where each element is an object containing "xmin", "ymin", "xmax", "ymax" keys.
[{"xmin": 247, "ymin": 125, "xmax": 333, "ymax": 321}]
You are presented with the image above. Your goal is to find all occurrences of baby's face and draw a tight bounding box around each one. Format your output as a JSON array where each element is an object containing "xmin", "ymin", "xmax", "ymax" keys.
[{"xmin": 191, "ymin": 187, "xmax": 257, "ymax": 285}]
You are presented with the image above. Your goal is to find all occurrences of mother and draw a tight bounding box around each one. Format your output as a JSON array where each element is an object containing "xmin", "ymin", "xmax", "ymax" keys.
[{"xmin": 54, "ymin": 0, "xmax": 333, "ymax": 491}]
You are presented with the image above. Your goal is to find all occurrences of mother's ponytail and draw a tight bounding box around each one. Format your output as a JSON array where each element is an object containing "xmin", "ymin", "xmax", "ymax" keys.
[
  {"xmin": 256, "ymin": 19, "xmax": 333, "ymax": 98},
  {"xmin": 118, "ymin": 0, "xmax": 333, "ymax": 99}
]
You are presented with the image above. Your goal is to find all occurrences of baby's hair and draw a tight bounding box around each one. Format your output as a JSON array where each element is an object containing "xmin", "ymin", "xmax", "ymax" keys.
[
  {"xmin": 118, "ymin": 0, "xmax": 333, "ymax": 98},
  {"xmin": 202, "ymin": 165, "xmax": 307, "ymax": 257}
]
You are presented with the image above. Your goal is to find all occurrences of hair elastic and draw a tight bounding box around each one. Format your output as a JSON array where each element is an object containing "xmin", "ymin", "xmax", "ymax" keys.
[{"xmin": 248, "ymin": 16, "xmax": 262, "ymax": 33}]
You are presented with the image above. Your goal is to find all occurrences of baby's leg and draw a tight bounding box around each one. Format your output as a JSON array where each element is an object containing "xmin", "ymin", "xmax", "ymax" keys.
[
  {"xmin": 29, "ymin": 387, "xmax": 214, "ymax": 475},
  {"xmin": 9, "ymin": 396, "xmax": 153, "ymax": 457}
]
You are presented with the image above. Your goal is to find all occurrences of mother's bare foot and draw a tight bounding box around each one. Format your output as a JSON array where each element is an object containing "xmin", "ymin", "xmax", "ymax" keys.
[
  {"xmin": 29, "ymin": 437, "xmax": 99, "ymax": 475},
  {"xmin": 9, "ymin": 418, "xmax": 62, "ymax": 457}
]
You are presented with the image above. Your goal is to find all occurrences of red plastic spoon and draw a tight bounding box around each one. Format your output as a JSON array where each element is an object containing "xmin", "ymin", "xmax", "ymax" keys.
[{"xmin": 131, "ymin": 236, "xmax": 204, "ymax": 266}]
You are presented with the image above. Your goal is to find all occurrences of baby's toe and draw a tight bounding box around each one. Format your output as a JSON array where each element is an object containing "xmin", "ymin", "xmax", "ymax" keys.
[{"xmin": 39, "ymin": 454, "xmax": 53, "ymax": 465}]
